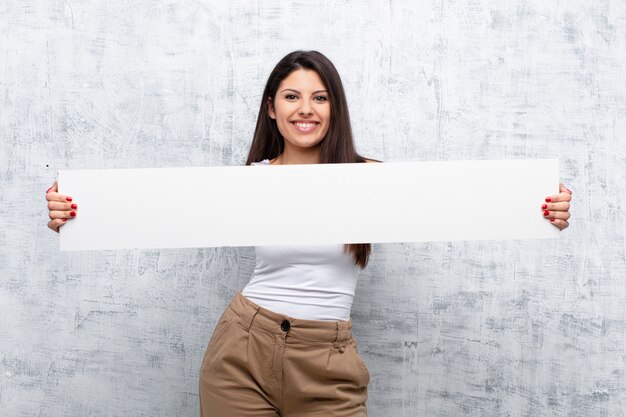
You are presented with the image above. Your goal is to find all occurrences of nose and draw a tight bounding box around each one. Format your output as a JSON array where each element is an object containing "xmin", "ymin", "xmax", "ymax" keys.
[{"xmin": 298, "ymin": 99, "xmax": 313, "ymax": 115}]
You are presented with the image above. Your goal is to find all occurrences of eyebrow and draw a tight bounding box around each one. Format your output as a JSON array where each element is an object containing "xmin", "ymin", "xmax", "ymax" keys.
[{"xmin": 280, "ymin": 88, "xmax": 328, "ymax": 95}]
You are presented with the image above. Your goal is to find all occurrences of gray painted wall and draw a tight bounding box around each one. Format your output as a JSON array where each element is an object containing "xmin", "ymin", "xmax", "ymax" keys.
[{"xmin": 1, "ymin": 1, "xmax": 625, "ymax": 416}]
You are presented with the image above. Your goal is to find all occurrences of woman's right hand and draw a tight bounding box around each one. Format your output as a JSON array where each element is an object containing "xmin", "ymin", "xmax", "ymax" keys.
[{"xmin": 46, "ymin": 181, "xmax": 77, "ymax": 233}]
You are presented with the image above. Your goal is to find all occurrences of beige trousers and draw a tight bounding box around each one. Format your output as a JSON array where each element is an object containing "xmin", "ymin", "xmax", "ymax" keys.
[{"xmin": 199, "ymin": 291, "xmax": 369, "ymax": 416}]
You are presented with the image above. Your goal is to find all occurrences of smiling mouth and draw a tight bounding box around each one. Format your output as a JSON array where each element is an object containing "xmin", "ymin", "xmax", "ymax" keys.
[{"xmin": 291, "ymin": 121, "xmax": 320, "ymax": 132}]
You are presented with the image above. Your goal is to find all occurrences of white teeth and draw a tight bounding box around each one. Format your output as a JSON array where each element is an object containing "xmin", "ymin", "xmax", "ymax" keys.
[{"xmin": 294, "ymin": 122, "xmax": 317, "ymax": 128}]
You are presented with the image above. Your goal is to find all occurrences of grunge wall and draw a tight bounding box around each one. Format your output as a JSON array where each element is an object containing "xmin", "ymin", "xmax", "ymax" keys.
[{"xmin": 1, "ymin": 1, "xmax": 624, "ymax": 415}]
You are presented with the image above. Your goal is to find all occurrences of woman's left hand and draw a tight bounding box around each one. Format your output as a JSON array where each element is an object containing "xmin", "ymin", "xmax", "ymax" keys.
[{"xmin": 542, "ymin": 183, "xmax": 572, "ymax": 230}]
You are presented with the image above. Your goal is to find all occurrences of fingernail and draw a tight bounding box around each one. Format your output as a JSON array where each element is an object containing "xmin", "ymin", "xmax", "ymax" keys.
[
  {"xmin": 46, "ymin": 187, "xmax": 53, "ymax": 193},
  {"xmin": 543, "ymin": 210, "xmax": 549, "ymax": 216},
  {"xmin": 70, "ymin": 211, "xmax": 76, "ymax": 217},
  {"xmin": 550, "ymin": 218, "xmax": 555, "ymax": 222},
  {"xmin": 66, "ymin": 196, "xmax": 73, "ymax": 202},
  {"xmin": 545, "ymin": 197, "xmax": 552, "ymax": 202},
  {"xmin": 542, "ymin": 204, "xmax": 547, "ymax": 209},
  {"xmin": 62, "ymin": 218, "xmax": 67, "ymax": 222},
  {"xmin": 71, "ymin": 204, "xmax": 77, "ymax": 209},
  {"xmin": 566, "ymin": 188, "xmax": 572, "ymax": 194}
]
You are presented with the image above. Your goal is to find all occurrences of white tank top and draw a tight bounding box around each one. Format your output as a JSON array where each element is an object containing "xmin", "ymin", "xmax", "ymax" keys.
[{"xmin": 241, "ymin": 159, "xmax": 360, "ymax": 321}]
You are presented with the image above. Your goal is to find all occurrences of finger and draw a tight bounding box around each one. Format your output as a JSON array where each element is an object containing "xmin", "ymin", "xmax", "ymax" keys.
[
  {"xmin": 543, "ymin": 210, "xmax": 570, "ymax": 221},
  {"xmin": 545, "ymin": 191, "xmax": 572, "ymax": 204},
  {"xmin": 549, "ymin": 218, "xmax": 569, "ymax": 230},
  {"xmin": 46, "ymin": 189, "xmax": 74, "ymax": 204},
  {"xmin": 559, "ymin": 183, "xmax": 572, "ymax": 195},
  {"xmin": 47, "ymin": 218, "xmax": 67, "ymax": 233},
  {"xmin": 46, "ymin": 181, "xmax": 58, "ymax": 194},
  {"xmin": 541, "ymin": 202, "xmax": 570, "ymax": 212},
  {"xmin": 48, "ymin": 201, "xmax": 78, "ymax": 211},
  {"xmin": 48, "ymin": 210, "xmax": 76, "ymax": 221}
]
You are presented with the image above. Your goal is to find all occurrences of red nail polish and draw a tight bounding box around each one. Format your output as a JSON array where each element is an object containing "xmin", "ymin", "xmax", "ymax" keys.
[
  {"xmin": 66, "ymin": 197, "xmax": 73, "ymax": 202},
  {"xmin": 542, "ymin": 204, "xmax": 547, "ymax": 209},
  {"xmin": 543, "ymin": 210, "xmax": 549, "ymax": 216},
  {"xmin": 70, "ymin": 211, "xmax": 76, "ymax": 217},
  {"xmin": 62, "ymin": 218, "xmax": 67, "ymax": 222},
  {"xmin": 545, "ymin": 197, "xmax": 552, "ymax": 202},
  {"xmin": 550, "ymin": 218, "xmax": 555, "ymax": 222},
  {"xmin": 71, "ymin": 204, "xmax": 77, "ymax": 209}
]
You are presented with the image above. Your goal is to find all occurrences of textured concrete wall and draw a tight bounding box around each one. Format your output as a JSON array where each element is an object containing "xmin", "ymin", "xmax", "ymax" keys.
[{"xmin": 2, "ymin": 1, "xmax": 625, "ymax": 416}]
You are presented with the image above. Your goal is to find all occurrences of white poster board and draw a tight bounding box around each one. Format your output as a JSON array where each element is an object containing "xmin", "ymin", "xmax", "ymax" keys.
[{"xmin": 58, "ymin": 160, "xmax": 559, "ymax": 251}]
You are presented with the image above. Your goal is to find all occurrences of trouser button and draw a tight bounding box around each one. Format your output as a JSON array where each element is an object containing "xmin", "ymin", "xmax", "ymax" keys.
[{"xmin": 280, "ymin": 320, "xmax": 290, "ymax": 332}]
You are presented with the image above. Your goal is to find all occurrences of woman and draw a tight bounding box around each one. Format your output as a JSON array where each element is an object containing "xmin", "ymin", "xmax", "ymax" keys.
[{"xmin": 45, "ymin": 51, "xmax": 572, "ymax": 416}]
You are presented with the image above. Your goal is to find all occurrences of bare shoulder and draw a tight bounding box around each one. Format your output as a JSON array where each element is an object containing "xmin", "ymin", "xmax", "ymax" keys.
[{"xmin": 364, "ymin": 157, "xmax": 383, "ymax": 163}]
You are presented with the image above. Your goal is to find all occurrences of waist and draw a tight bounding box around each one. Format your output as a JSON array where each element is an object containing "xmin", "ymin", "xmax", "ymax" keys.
[
  {"xmin": 242, "ymin": 268, "xmax": 358, "ymax": 321},
  {"xmin": 229, "ymin": 291, "xmax": 353, "ymax": 343},
  {"xmin": 240, "ymin": 285, "xmax": 354, "ymax": 321}
]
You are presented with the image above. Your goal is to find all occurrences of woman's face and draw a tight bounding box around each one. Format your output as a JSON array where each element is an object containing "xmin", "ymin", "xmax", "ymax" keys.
[{"xmin": 268, "ymin": 69, "xmax": 331, "ymax": 151}]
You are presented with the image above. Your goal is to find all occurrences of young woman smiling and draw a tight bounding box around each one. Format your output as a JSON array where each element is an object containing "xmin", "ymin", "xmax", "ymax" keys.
[{"xmin": 45, "ymin": 50, "xmax": 572, "ymax": 416}]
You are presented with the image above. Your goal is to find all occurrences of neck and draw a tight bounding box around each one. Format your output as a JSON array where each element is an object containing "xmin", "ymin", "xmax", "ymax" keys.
[{"xmin": 273, "ymin": 143, "xmax": 321, "ymax": 165}]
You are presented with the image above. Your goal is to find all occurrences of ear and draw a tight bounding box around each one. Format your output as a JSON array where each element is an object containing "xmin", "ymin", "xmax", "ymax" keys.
[{"xmin": 267, "ymin": 97, "xmax": 276, "ymax": 119}]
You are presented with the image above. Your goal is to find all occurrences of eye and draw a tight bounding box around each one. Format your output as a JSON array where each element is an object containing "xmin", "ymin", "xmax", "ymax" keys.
[
  {"xmin": 314, "ymin": 95, "xmax": 328, "ymax": 102},
  {"xmin": 285, "ymin": 94, "xmax": 298, "ymax": 100}
]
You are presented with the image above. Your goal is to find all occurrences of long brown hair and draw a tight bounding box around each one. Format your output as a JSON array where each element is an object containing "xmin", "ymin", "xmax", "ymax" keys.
[{"xmin": 245, "ymin": 50, "xmax": 375, "ymax": 269}]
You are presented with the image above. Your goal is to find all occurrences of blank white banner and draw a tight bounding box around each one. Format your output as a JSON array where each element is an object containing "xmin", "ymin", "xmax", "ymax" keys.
[{"xmin": 58, "ymin": 159, "xmax": 559, "ymax": 251}]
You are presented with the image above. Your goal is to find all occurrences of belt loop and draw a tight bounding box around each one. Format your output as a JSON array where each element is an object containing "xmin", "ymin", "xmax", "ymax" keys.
[
  {"xmin": 338, "ymin": 321, "xmax": 351, "ymax": 343},
  {"xmin": 333, "ymin": 321, "xmax": 351, "ymax": 350},
  {"xmin": 236, "ymin": 292, "xmax": 260, "ymax": 332},
  {"xmin": 243, "ymin": 308, "xmax": 260, "ymax": 332}
]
